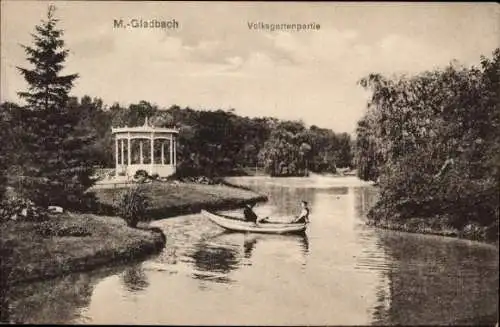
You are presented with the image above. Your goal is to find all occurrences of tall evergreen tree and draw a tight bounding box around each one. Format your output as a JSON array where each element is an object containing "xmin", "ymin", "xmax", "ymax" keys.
[
  {"xmin": 16, "ymin": 5, "xmax": 96, "ymax": 209},
  {"xmin": 0, "ymin": 105, "xmax": 9, "ymax": 202}
]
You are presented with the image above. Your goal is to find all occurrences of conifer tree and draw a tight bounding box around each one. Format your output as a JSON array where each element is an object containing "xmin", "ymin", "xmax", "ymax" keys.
[
  {"xmin": 0, "ymin": 108, "xmax": 8, "ymax": 202},
  {"xmin": 16, "ymin": 5, "xmax": 96, "ymax": 209}
]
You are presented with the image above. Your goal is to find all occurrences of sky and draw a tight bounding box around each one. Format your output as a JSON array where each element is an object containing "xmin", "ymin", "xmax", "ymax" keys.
[{"xmin": 1, "ymin": 1, "xmax": 499, "ymax": 133}]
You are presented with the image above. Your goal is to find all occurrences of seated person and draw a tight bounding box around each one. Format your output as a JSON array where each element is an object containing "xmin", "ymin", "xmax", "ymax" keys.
[
  {"xmin": 292, "ymin": 201, "xmax": 310, "ymax": 224},
  {"xmin": 244, "ymin": 203, "xmax": 270, "ymax": 224},
  {"xmin": 243, "ymin": 203, "xmax": 259, "ymax": 223}
]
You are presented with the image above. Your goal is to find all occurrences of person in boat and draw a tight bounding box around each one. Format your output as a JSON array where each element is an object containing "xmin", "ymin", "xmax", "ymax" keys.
[
  {"xmin": 243, "ymin": 203, "xmax": 269, "ymax": 224},
  {"xmin": 292, "ymin": 201, "xmax": 310, "ymax": 224},
  {"xmin": 243, "ymin": 203, "xmax": 259, "ymax": 223}
]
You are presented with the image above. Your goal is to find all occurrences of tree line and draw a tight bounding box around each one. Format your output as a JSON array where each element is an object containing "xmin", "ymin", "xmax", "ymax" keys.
[
  {"xmin": 354, "ymin": 49, "xmax": 499, "ymax": 240},
  {"xmin": 8, "ymin": 97, "xmax": 353, "ymax": 178}
]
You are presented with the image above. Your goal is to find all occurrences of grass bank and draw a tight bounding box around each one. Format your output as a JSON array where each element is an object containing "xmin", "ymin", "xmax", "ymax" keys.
[
  {"xmin": 0, "ymin": 213, "xmax": 166, "ymax": 286},
  {"xmin": 94, "ymin": 181, "xmax": 268, "ymax": 219}
]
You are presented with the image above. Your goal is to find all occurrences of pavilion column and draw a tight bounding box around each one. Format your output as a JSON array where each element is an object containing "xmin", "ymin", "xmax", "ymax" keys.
[
  {"xmin": 170, "ymin": 136, "xmax": 173, "ymax": 165},
  {"xmin": 173, "ymin": 137, "xmax": 177, "ymax": 166},
  {"xmin": 161, "ymin": 141, "xmax": 165, "ymax": 165},
  {"xmin": 115, "ymin": 138, "xmax": 119, "ymax": 176},
  {"xmin": 139, "ymin": 140, "xmax": 143, "ymax": 164},
  {"xmin": 120, "ymin": 139, "xmax": 124, "ymax": 165},
  {"xmin": 150, "ymin": 136, "xmax": 154, "ymax": 175},
  {"xmin": 127, "ymin": 135, "xmax": 131, "ymax": 166}
]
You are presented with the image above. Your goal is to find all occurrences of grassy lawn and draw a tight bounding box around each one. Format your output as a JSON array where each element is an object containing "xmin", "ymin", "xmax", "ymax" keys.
[
  {"xmin": 1, "ymin": 213, "xmax": 165, "ymax": 285},
  {"xmin": 94, "ymin": 182, "xmax": 267, "ymax": 218}
]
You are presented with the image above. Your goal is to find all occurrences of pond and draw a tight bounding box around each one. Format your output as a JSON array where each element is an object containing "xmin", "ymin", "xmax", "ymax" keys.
[{"xmin": 4, "ymin": 177, "xmax": 499, "ymax": 325}]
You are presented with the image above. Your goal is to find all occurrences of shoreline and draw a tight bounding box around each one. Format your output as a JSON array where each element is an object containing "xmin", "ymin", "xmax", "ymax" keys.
[
  {"xmin": 367, "ymin": 218, "xmax": 499, "ymax": 247},
  {"xmin": 97, "ymin": 196, "xmax": 268, "ymax": 220},
  {"xmin": 94, "ymin": 181, "xmax": 268, "ymax": 220},
  {"xmin": 145, "ymin": 195, "xmax": 268, "ymax": 219},
  {"xmin": 1, "ymin": 214, "xmax": 167, "ymax": 287}
]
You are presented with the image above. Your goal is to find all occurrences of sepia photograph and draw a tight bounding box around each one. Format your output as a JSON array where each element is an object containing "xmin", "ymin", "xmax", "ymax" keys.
[{"xmin": 0, "ymin": 1, "xmax": 498, "ymax": 325}]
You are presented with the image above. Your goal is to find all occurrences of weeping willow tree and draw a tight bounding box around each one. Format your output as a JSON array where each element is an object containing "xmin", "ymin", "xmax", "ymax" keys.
[{"xmin": 355, "ymin": 49, "xmax": 500, "ymax": 238}]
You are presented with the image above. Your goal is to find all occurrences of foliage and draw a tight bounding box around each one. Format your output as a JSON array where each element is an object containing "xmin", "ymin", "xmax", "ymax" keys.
[
  {"xmin": 0, "ymin": 195, "xmax": 49, "ymax": 223},
  {"xmin": 0, "ymin": 105, "xmax": 9, "ymax": 202},
  {"xmin": 355, "ymin": 49, "xmax": 500, "ymax": 240},
  {"xmin": 134, "ymin": 169, "xmax": 149, "ymax": 180},
  {"xmin": 4, "ymin": 98, "xmax": 354, "ymax": 180},
  {"xmin": 9, "ymin": 5, "xmax": 96, "ymax": 210},
  {"xmin": 114, "ymin": 186, "xmax": 150, "ymax": 228},
  {"xmin": 59, "ymin": 102, "xmax": 353, "ymax": 178},
  {"xmin": 16, "ymin": 6, "xmax": 78, "ymax": 109},
  {"xmin": 258, "ymin": 121, "xmax": 353, "ymax": 177}
]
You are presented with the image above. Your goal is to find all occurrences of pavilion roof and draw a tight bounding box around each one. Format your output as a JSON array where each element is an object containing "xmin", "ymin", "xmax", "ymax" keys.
[{"xmin": 111, "ymin": 117, "xmax": 179, "ymax": 134}]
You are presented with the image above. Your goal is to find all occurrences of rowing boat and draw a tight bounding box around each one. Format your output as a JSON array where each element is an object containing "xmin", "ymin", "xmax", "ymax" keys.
[{"xmin": 201, "ymin": 210, "xmax": 307, "ymax": 234}]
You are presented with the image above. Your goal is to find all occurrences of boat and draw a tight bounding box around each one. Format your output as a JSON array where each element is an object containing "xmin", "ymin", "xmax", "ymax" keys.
[{"xmin": 201, "ymin": 210, "xmax": 307, "ymax": 234}]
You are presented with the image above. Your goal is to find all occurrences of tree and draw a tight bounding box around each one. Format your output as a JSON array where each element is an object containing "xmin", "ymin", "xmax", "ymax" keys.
[
  {"xmin": 0, "ymin": 104, "xmax": 12, "ymax": 201},
  {"xmin": 335, "ymin": 133, "xmax": 353, "ymax": 168},
  {"xmin": 17, "ymin": 5, "xmax": 78, "ymax": 111},
  {"xmin": 354, "ymin": 116, "xmax": 383, "ymax": 181},
  {"xmin": 257, "ymin": 121, "xmax": 311, "ymax": 176},
  {"xmin": 15, "ymin": 5, "xmax": 96, "ymax": 209},
  {"xmin": 356, "ymin": 49, "xmax": 499, "ymax": 237}
]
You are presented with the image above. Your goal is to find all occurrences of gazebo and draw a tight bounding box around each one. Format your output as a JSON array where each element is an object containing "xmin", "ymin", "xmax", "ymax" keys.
[{"xmin": 111, "ymin": 118, "xmax": 179, "ymax": 178}]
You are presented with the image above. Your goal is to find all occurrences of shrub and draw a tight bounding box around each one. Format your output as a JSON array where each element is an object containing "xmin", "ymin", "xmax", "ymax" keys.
[
  {"xmin": 133, "ymin": 170, "xmax": 149, "ymax": 183},
  {"xmin": 0, "ymin": 195, "xmax": 48, "ymax": 223},
  {"xmin": 134, "ymin": 170, "xmax": 148, "ymax": 179},
  {"xmin": 114, "ymin": 186, "xmax": 150, "ymax": 228},
  {"xmin": 461, "ymin": 222, "xmax": 487, "ymax": 241}
]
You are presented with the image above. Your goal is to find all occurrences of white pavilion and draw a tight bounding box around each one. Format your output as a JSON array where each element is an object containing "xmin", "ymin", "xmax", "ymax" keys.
[{"xmin": 111, "ymin": 117, "xmax": 179, "ymax": 178}]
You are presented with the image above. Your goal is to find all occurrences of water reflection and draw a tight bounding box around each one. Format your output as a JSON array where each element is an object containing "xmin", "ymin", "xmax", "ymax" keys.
[
  {"xmin": 370, "ymin": 232, "xmax": 499, "ymax": 325},
  {"xmin": 353, "ymin": 186, "xmax": 379, "ymax": 220},
  {"xmin": 191, "ymin": 245, "xmax": 239, "ymax": 274},
  {"xmin": 5, "ymin": 273, "xmax": 95, "ymax": 324},
  {"xmin": 1, "ymin": 259, "xmax": 161, "ymax": 324},
  {"xmin": 241, "ymin": 232, "xmax": 309, "ymax": 258},
  {"xmin": 299, "ymin": 233, "xmax": 309, "ymax": 254},
  {"xmin": 187, "ymin": 231, "xmax": 310, "ymax": 284},
  {"xmin": 243, "ymin": 234, "xmax": 258, "ymax": 258}
]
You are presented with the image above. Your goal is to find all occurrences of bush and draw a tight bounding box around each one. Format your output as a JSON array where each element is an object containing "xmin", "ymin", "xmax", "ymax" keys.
[
  {"xmin": 114, "ymin": 186, "xmax": 150, "ymax": 228},
  {"xmin": 133, "ymin": 170, "xmax": 149, "ymax": 183},
  {"xmin": 134, "ymin": 170, "xmax": 148, "ymax": 179},
  {"xmin": 461, "ymin": 222, "xmax": 487, "ymax": 241},
  {"xmin": 0, "ymin": 195, "xmax": 48, "ymax": 223}
]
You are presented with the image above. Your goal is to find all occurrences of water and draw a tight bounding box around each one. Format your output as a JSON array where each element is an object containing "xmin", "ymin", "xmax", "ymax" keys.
[{"xmin": 4, "ymin": 177, "xmax": 499, "ymax": 325}]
